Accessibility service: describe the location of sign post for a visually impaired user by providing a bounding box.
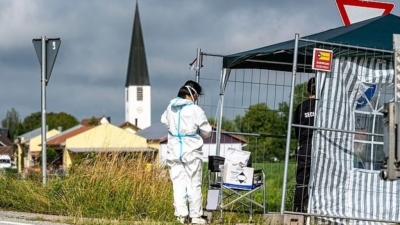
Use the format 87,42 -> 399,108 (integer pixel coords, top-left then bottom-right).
32,37 -> 61,185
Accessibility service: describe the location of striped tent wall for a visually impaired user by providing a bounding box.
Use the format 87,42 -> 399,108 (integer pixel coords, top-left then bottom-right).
309,57 -> 399,224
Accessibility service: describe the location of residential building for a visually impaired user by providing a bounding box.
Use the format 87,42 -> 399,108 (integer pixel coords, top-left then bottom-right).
137,123 -> 248,164
15,126 -> 60,173
64,123 -> 155,167
0,134 -> 14,158
119,121 -> 141,134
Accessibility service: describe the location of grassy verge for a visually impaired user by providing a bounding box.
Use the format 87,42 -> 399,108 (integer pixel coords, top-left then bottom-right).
0,153 -> 296,224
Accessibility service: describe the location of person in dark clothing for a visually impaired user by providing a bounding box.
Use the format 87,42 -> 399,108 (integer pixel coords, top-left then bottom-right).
292,77 -> 316,213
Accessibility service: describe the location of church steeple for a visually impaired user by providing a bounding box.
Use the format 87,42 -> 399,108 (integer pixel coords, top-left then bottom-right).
125,2 -> 150,87
125,2 -> 151,129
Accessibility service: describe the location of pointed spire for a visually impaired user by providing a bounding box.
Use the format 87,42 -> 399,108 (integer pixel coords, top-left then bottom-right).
125,1 -> 150,87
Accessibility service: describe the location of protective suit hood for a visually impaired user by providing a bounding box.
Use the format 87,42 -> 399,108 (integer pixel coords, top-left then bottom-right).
170,97 -> 195,107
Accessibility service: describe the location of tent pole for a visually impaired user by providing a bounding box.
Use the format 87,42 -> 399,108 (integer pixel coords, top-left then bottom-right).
280,33 -> 300,214
216,68 -> 230,156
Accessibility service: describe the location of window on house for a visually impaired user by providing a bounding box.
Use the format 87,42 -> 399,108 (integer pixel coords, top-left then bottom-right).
137,87 -> 143,101
126,89 -> 129,101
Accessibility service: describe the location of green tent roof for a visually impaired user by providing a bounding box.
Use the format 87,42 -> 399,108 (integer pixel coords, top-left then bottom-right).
223,14 -> 400,72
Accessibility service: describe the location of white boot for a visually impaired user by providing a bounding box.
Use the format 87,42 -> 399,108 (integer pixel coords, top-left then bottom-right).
176,216 -> 187,224
191,217 -> 207,224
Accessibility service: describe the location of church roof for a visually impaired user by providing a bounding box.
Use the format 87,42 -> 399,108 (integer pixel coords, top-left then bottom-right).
125,2 -> 150,87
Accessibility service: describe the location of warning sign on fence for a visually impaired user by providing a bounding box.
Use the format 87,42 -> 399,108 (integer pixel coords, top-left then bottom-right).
312,48 -> 333,72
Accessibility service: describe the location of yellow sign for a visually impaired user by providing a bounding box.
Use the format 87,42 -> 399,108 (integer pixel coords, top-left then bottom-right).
318,51 -> 331,61
312,48 -> 333,72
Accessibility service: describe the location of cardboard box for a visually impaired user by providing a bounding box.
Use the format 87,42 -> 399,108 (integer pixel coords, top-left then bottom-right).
222,164 -> 254,190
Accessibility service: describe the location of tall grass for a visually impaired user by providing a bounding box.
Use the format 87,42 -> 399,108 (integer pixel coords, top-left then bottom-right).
0,154 -> 296,224
0,152 -> 173,223
257,162 -> 296,211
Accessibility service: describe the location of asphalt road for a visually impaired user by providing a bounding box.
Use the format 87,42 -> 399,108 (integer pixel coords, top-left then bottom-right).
0,211 -> 145,225
0,211 -> 70,225
0,211 -> 178,224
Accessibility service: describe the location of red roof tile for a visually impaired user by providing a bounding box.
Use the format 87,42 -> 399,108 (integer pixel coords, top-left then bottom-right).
46,126 -> 95,146
0,135 -> 13,146
0,146 -> 13,156
118,121 -> 141,131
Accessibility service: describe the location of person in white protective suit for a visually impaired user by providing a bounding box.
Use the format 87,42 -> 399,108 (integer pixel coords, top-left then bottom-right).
161,80 -> 212,225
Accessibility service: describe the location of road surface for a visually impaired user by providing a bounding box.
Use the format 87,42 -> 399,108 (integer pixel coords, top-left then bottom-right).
0,211 -> 70,225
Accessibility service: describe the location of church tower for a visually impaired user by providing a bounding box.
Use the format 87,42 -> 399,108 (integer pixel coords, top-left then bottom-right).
125,2 -> 151,129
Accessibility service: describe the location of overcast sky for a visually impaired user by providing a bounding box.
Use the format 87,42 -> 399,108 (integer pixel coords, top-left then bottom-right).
0,0 -> 399,127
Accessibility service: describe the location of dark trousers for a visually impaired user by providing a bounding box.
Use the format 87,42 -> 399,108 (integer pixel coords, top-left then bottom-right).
293,143 -> 312,212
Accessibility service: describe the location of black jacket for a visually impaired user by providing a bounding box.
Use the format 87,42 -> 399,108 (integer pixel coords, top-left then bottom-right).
293,98 -> 316,146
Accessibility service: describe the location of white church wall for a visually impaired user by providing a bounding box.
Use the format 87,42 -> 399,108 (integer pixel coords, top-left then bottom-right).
125,86 -> 151,129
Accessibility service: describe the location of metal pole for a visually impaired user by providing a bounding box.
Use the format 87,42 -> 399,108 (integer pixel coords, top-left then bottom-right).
280,33 -> 300,214
216,69 -> 225,156
41,36 -> 47,185
195,48 -> 201,84
216,68 -> 230,156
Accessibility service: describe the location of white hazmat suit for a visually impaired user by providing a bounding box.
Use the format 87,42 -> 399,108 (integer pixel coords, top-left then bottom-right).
161,97 -> 212,219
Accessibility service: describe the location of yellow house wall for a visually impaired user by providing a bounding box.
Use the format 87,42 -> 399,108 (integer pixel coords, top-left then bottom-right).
147,142 -> 159,150
66,123 -> 148,149
123,127 -> 137,134
63,148 -> 74,167
16,144 -> 23,173
63,124 -> 149,167
29,129 -> 61,153
27,129 -> 60,168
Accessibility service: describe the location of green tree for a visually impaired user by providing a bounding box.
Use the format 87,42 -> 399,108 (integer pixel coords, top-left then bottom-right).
46,112 -> 80,130
277,101 -> 298,159
22,112 -> 41,132
37,148 -> 58,167
1,107 -> 22,139
279,80 -> 314,158
22,111 -> 79,132
234,103 -> 285,162
233,77 -> 310,163
87,116 -> 99,125
293,80 -> 310,108
208,116 -> 239,132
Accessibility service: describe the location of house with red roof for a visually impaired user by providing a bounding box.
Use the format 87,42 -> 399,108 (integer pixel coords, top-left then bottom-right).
137,123 -> 248,163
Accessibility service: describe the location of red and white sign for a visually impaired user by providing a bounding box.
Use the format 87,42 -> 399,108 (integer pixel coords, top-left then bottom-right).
336,0 -> 395,26
312,48 -> 333,72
